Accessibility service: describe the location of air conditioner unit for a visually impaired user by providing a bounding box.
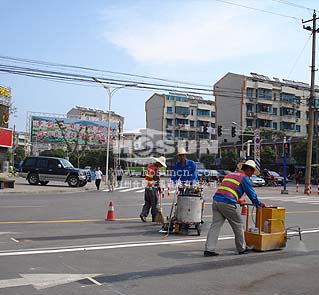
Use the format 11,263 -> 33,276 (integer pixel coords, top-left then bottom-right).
295,118 -> 299,122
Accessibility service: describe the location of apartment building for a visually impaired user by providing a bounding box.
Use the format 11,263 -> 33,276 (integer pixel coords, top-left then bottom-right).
67,106 -> 124,129
214,72 -> 318,144
145,93 -> 217,155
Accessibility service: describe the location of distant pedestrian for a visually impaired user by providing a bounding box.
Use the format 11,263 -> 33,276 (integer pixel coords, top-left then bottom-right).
94,167 -> 104,190
108,167 -> 115,192
116,167 -> 123,187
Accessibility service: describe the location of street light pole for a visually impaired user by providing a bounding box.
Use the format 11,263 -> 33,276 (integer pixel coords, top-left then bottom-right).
232,122 -> 244,159
92,77 -> 137,184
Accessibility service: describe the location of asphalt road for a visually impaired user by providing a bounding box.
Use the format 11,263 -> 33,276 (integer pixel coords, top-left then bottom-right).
0,180 -> 319,295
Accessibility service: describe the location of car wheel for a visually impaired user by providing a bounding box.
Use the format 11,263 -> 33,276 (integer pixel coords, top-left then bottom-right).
27,173 -> 39,185
40,181 -> 49,186
68,175 -> 79,187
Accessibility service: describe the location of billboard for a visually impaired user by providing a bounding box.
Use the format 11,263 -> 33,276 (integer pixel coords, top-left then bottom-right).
0,127 -> 13,148
31,116 -> 118,145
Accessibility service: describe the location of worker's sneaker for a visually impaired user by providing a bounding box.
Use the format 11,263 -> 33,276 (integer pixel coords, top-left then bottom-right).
238,247 -> 252,255
139,214 -> 147,223
204,250 -> 219,257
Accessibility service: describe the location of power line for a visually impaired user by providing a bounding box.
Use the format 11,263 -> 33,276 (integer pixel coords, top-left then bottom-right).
0,64 -> 213,96
287,34 -> 312,78
0,55 -> 212,88
271,0 -> 315,12
214,0 -> 301,20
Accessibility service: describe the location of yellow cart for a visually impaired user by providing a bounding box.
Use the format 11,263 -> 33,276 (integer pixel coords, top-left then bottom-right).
244,206 -> 287,251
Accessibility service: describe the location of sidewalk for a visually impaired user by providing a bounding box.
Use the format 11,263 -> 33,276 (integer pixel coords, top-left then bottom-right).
0,173 -> 101,194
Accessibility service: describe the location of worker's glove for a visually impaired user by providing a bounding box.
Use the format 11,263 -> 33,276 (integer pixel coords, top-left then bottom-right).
261,202 -> 267,208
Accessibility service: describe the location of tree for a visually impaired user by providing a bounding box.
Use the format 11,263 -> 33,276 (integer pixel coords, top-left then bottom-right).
200,154 -> 216,169
292,140 -> 307,165
40,148 -> 66,158
260,146 -> 276,165
221,150 -> 238,170
55,120 -> 90,168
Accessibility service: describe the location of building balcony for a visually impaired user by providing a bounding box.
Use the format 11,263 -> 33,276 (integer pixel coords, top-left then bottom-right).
246,111 -> 256,118
281,115 -> 299,123
256,112 -> 273,120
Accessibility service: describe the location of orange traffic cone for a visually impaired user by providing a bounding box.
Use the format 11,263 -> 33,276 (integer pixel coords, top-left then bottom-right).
106,200 -> 115,221
241,200 -> 247,216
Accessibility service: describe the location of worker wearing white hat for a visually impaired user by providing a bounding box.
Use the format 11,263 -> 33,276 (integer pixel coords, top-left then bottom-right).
204,160 -> 266,257
171,147 -> 198,185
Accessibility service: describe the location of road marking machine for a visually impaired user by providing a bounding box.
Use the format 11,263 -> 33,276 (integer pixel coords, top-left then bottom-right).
244,205 -> 288,251
160,186 -> 205,236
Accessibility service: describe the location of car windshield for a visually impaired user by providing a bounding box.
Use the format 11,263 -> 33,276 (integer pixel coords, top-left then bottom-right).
60,159 -> 74,168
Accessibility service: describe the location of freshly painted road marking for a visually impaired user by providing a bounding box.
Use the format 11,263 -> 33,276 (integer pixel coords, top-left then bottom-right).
120,187 -> 142,192
86,276 -> 102,286
0,273 -> 101,290
0,229 -> 317,257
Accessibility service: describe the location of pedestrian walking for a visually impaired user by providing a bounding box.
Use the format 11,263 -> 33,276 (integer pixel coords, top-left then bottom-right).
116,167 -> 123,187
108,167 -> 115,192
94,167 -> 104,190
204,160 -> 266,257
140,156 -> 167,222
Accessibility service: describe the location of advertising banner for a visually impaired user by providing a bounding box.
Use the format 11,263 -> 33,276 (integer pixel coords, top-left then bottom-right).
0,127 -> 13,147
31,116 -> 118,145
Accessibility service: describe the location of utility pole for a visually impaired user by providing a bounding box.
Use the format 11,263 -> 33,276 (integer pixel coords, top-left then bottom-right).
303,11 -> 319,193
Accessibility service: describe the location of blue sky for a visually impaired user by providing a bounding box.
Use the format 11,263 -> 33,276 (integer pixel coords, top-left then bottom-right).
1,0 -> 318,132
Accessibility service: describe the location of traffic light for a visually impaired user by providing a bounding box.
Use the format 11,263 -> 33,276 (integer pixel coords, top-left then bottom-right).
231,126 -> 236,137
217,125 -> 222,136
284,143 -> 290,156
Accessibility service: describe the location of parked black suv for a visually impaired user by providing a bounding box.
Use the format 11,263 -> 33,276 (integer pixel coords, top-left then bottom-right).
19,156 -> 90,187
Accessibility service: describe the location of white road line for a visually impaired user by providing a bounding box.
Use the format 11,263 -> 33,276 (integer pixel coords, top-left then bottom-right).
10,238 -> 19,243
120,187 -> 142,192
113,186 -> 129,191
135,189 -> 145,193
86,276 -> 102,286
0,229 -> 317,257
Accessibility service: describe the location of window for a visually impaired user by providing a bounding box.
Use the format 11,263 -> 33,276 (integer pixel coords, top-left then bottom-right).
296,125 -> 301,132
48,159 -> 60,169
273,122 -> 277,130
280,93 -> 295,103
246,104 -> 253,112
166,119 -> 173,126
273,108 -> 277,115
175,106 -> 189,116
37,158 -> 48,169
197,109 -> 210,116
190,109 -> 194,116
166,106 -> 172,114
257,88 -> 272,99
190,120 -> 195,127
211,111 -> 216,117
175,119 -> 189,125
246,88 -> 255,98
180,131 -> 189,138
246,119 -> 253,127
23,158 -> 37,167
